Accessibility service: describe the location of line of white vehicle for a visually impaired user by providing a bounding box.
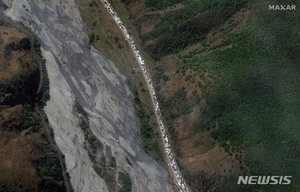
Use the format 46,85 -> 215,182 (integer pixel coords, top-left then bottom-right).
100,1 -> 190,191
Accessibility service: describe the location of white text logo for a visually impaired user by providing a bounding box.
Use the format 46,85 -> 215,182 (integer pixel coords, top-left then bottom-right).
269,5 -> 296,11
237,176 -> 292,185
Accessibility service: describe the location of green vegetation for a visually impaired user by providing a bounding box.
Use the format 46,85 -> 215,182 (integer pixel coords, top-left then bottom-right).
173,87 -> 193,115
75,100 -> 88,117
120,0 -> 300,191
4,42 -> 16,56
33,40 -> 50,107
23,106 -> 66,192
74,100 -> 129,191
18,37 -> 31,51
34,40 -> 42,56
37,58 -> 50,107
0,71 -> 40,106
141,0 -> 247,59
79,0 -> 300,190
157,85 -> 200,141
4,37 -> 31,56
0,23 -> 66,192
88,1 -> 99,7
42,180 -> 64,192
118,171 -> 132,192
125,156 -> 132,167
75,99 -> 103,155
18,57 -> 30,69
130,83 -> 164,162
0,185 -> 15,192
145,0 -> 184,10
21,103 -> 41,132
89,32 -> 95,43
177,0 -> 300,190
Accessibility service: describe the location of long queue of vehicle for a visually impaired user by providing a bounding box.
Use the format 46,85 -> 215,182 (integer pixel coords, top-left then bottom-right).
101,1 -> 190,191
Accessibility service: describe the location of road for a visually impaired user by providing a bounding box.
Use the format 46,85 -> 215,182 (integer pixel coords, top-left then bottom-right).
100,0 -> 191,191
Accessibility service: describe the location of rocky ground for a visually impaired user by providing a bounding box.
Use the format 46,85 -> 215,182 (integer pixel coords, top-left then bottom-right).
2,0 -> 172,191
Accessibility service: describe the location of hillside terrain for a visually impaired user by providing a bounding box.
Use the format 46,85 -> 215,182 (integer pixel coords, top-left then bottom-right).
2,0 -> 298,191
103,0 -> 300,191
0,17 -> 69,192
2,0 -> 174,191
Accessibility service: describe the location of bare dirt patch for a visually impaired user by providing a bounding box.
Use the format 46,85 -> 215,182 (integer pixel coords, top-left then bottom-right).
0,26 -> 36,84
158,3 -> 184,14
139,13 -> 161,35
0,129 -> 41,191
126,0 -> 150,19
182,144 -> 245,176
0,19 -> 67,192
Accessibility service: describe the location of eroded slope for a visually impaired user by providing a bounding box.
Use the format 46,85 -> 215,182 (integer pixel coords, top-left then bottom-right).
2,0 -> 172,191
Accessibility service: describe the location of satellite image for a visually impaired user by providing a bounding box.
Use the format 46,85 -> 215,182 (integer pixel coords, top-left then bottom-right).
0,0 -> 299,192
